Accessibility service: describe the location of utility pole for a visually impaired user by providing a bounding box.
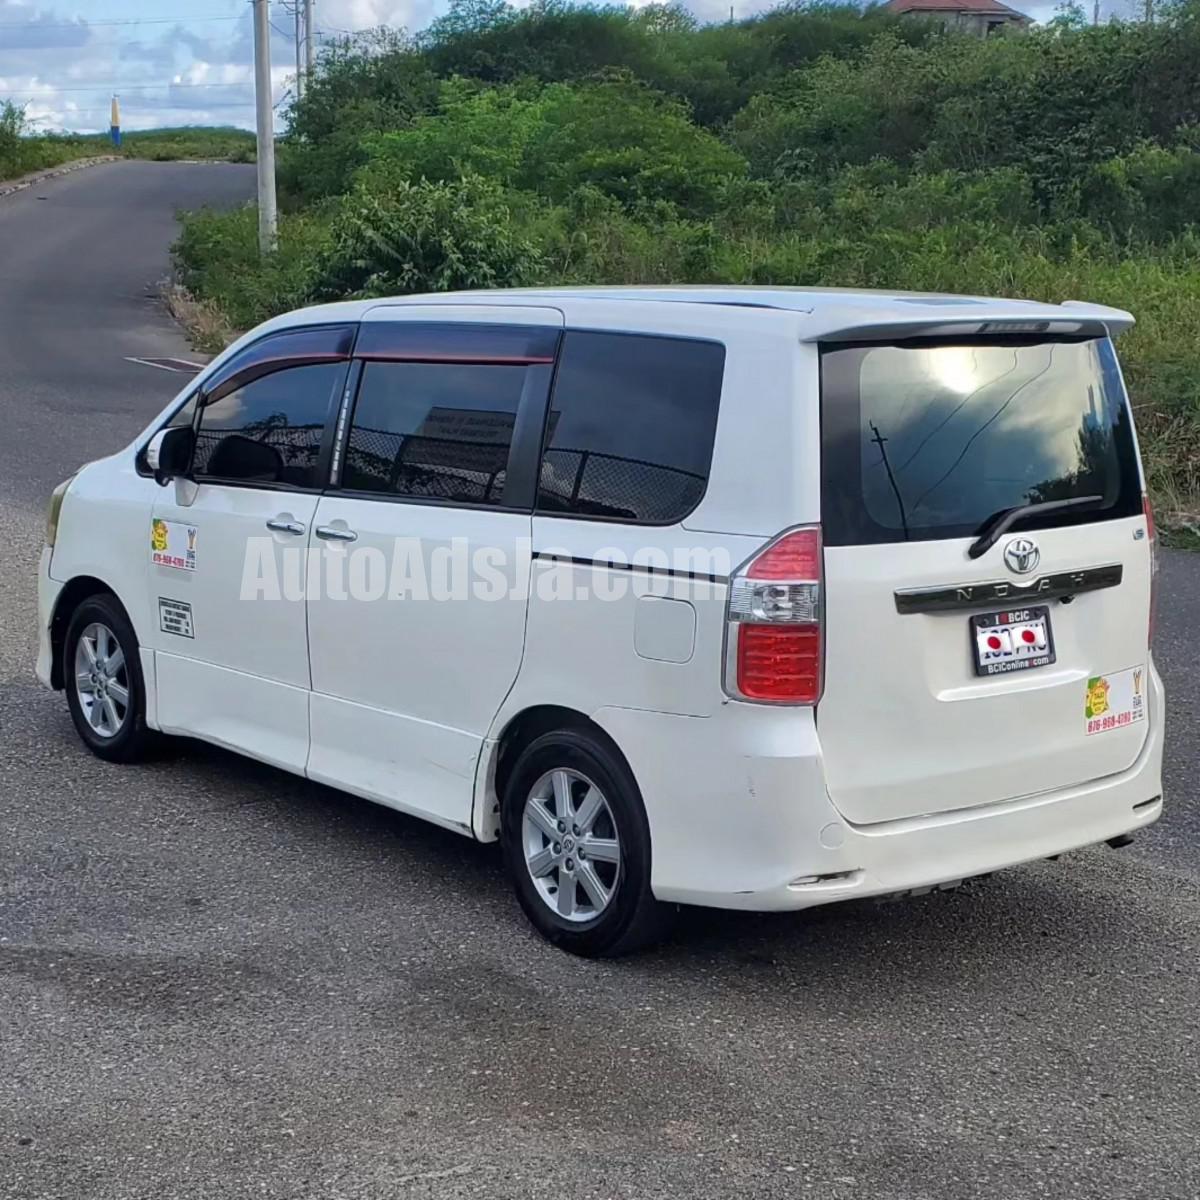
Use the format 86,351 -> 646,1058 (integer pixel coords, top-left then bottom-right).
293,2 -> 304,100
252,0 -> 278,254
304,0 -> 315,77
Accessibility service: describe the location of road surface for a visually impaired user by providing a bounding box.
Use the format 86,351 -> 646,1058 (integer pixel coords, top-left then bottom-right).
0,161 -> 1197,1200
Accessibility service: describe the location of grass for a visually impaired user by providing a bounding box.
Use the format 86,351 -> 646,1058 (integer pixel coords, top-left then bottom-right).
161,282 -> 239,356
119,128 -> 256,163
1161,525 -> 1200,551
0,134 -> 101,182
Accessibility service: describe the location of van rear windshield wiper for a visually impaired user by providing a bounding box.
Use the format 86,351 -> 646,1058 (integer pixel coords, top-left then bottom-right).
967,495 -> 1105,560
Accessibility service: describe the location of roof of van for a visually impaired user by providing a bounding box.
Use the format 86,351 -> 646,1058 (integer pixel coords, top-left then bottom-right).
266,286 -> 1135,341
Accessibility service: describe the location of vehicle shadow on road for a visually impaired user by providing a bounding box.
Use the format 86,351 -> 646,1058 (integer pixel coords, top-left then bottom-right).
156,731 -> 1178,1002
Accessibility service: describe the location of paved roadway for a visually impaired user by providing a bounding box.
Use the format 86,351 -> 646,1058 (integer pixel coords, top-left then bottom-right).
1,162 -> 1198,1200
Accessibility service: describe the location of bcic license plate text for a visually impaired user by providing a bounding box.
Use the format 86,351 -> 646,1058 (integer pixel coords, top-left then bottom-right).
971,605 -> 1055,676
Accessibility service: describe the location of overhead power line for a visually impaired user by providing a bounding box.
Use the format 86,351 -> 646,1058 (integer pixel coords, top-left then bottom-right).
0,14 -> 243,29
20,82 -> 256,94
38,102 -> 255,112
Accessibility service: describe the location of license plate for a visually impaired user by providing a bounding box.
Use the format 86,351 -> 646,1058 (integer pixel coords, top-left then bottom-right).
971,605 -> 1055,676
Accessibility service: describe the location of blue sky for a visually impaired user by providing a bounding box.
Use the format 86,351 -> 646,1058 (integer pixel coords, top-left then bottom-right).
0,0 -> 445,131
3,0 -> 1072,134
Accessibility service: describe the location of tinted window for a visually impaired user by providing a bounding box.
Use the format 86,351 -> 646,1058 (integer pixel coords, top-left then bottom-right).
193,362 -> 345,487
343,362 -> 529,504
537,331 -> 724,524
821,337 -> 1142,545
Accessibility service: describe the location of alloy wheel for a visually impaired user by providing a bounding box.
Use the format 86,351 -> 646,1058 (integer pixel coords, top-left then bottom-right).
74,622 -> 130,740
522,768 -> 622,923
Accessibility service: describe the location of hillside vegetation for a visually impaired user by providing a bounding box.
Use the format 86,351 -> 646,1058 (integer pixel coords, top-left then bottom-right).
172,1 -> 1200,521
0,105 -> 254,180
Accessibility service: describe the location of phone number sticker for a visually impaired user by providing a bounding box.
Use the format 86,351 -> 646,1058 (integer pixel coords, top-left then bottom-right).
1085,666 -> 1147,736
151,518 -> 197,571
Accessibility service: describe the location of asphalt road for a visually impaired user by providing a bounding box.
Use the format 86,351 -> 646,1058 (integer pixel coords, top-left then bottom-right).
1,162 -> 1198,1200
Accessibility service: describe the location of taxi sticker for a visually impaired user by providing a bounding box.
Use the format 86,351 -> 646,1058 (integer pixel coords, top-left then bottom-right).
151,518 -> 197,571
1085,666 -> 1146,736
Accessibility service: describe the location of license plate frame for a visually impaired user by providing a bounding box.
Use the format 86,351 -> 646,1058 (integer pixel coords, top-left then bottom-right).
970,604 -> 1056,677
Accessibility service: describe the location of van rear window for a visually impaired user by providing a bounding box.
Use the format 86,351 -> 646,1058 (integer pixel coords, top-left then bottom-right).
820,337 -> 1142,545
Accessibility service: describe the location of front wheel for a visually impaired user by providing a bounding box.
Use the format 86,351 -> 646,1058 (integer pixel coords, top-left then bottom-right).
64,594 -> 157,763
500,729 -> 672,957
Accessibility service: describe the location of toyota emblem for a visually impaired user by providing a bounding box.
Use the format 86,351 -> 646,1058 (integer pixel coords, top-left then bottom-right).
1003,536 -> 1041,575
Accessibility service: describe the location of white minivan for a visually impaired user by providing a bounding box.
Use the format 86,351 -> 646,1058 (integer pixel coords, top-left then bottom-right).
37,287 -> 1165,955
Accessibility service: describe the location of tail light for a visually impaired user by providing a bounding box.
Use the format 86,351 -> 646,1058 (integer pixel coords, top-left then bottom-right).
1144,493 -> 1158,645
725,526 -> 823,704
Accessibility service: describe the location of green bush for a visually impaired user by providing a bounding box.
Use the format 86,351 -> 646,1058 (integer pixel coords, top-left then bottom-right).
173,0 -> 1200,519
0,102 -> 96,180
362,75 -> 747,214
173,203 -> 334,331
311,173 -> 544,299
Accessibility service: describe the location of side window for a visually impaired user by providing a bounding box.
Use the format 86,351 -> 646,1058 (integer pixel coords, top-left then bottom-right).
342,361 -> 530,505
536,331 -> 725,524
193,362 -> 346,488
167,393 -> 199,429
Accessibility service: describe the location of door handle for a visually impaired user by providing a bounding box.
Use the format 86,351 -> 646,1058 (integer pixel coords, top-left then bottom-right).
266,518 -> 306,535
315,525 -> 358,542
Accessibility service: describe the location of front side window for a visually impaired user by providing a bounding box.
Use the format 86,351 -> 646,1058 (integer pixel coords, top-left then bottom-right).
536,331 -> 725,524
193,362 -> 347,487
820,336 -> 1142,545
342,361 -> 532,505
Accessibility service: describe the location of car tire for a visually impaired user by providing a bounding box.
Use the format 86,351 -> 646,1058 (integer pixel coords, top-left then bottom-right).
500,728 -> 673,957
64,594 -> 157,764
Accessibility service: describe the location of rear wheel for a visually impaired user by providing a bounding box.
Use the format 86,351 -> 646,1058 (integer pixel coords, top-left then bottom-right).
501,729 -> 672,957
64,595 -> 156,763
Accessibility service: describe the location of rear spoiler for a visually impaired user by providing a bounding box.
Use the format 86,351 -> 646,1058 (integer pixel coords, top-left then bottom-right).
805,302 -> 1135,344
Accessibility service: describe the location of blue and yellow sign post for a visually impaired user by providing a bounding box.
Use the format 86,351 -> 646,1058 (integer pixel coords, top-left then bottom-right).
110,95 -> 121,148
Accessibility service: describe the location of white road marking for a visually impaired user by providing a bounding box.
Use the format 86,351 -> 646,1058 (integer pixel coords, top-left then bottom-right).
124,356 -> 205,374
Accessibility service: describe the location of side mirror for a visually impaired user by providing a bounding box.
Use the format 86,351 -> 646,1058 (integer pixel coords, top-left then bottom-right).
146,426 -> 195,487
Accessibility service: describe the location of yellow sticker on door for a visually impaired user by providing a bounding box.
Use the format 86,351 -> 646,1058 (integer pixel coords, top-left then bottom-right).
1085,666 -> 1146,735
150,519 -> 197,571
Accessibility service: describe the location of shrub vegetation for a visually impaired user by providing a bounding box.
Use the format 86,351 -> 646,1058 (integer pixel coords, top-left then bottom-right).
172,0 -> 1200,520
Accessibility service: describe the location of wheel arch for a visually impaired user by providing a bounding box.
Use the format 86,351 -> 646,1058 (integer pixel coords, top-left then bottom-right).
48,576 -> 129,690
473,704 -> 640,842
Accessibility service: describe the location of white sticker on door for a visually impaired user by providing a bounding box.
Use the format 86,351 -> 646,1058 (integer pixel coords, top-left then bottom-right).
1085,666 -> 1146,735
151,519 -> 197,570
158,597 -> 195,639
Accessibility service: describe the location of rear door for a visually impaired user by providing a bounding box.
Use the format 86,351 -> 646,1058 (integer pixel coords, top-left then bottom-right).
817,335 -> 1153,824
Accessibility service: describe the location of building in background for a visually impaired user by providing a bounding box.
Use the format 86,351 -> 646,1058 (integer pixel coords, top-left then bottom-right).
885,0 -> 1032,34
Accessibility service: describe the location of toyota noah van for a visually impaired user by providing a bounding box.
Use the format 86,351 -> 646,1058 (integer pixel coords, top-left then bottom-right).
36,288 -> 1165,955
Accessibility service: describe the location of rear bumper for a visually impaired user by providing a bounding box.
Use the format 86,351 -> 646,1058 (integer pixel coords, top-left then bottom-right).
595,660 -> 1165,912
